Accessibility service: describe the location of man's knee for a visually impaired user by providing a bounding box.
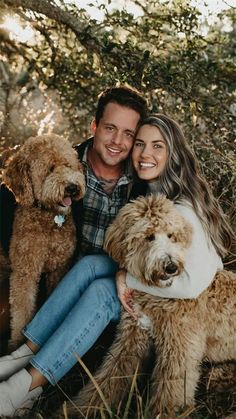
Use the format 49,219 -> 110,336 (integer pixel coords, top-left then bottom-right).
88,278 -> 120,320
89,277 -> 116,296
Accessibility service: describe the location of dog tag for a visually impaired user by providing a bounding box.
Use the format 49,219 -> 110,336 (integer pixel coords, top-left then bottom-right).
54,214 -> 65,227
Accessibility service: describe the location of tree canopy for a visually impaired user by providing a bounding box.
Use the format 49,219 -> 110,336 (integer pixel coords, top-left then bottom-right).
0,0 -> 235,263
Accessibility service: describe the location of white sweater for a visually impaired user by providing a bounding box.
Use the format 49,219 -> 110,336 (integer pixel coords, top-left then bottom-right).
126,202 -> 223,299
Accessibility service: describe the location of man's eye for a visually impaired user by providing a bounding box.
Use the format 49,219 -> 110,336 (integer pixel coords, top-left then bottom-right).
146,233 -> 155,241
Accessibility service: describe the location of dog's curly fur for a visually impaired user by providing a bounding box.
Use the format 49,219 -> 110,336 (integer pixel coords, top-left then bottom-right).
0,134 -> 85,347
71,195 -> 236,418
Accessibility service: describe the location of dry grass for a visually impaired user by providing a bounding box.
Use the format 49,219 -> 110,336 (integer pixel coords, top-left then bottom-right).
2,312 -> 236,419
1,309 -> 236,419
21,355 -> 236,419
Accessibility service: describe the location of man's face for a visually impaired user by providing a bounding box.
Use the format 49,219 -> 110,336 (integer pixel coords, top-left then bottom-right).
92,102 -> 141,168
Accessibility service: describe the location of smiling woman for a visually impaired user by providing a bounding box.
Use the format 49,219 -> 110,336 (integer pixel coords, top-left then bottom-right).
132,124 -> 168,181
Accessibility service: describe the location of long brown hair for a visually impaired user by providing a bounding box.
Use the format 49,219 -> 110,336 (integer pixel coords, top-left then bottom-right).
136,114 -> 232,257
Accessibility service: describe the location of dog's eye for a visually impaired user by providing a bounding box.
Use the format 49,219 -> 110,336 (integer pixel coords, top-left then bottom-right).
167,233 -> 173,239
146,233 -> 155,242
49,165 -> 55,173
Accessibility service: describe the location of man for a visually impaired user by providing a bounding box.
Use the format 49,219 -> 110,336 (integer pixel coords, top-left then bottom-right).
0,85 -> 148,417
73,85 -> 147,257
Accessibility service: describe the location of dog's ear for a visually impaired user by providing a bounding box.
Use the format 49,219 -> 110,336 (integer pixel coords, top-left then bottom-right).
104,202 -> 136,266
178,218 -> 193,249
2,149 -> 34,206
104,219 -> 126,265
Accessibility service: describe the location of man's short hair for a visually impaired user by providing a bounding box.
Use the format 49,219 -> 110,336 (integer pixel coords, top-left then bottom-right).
95,84 -> 148,125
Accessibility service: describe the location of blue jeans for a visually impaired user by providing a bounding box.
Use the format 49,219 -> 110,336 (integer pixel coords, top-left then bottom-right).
22,255 -> 120,385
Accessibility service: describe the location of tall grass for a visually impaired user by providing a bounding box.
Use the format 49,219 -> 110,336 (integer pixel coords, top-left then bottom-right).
27,360 -> 236,419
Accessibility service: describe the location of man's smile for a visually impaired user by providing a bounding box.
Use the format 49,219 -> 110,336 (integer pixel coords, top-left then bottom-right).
106,146 -> 123,154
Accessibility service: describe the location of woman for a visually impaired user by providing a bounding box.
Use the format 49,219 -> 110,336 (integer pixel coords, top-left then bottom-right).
116,114 -> 232,312
0,114 -> 232,417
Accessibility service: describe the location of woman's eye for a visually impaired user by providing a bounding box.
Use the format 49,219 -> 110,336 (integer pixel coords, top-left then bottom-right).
146,233 -> 155,242
135,141 -> 144,147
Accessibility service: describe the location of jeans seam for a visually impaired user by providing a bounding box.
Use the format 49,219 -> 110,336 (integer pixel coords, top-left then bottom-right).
37,295 -> 119,383
22,327 -> 43,347
30,359 -> 57,385
51,310 -> 105,374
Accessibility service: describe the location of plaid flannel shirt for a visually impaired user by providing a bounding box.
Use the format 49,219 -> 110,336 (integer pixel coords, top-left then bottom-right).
80,144 -> 133,255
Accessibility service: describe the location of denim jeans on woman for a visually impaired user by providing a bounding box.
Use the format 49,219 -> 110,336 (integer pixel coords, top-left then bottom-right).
22,255 -> 120,385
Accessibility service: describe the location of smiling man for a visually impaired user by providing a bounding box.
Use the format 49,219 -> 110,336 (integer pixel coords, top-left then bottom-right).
90,102 -> 140,173
72,85 -> 148,256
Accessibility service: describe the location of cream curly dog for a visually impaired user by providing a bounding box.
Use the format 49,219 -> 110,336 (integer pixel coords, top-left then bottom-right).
72,195 -> 236,418
0,134 -> 85,347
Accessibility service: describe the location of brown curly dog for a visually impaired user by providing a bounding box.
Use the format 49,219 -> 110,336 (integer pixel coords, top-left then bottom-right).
71,195 -> 236,418
0,134 -> 85,347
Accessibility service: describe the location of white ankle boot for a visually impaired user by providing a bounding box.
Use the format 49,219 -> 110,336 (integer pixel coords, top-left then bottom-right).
0,368 -> 43,417
0,343 -> 34,381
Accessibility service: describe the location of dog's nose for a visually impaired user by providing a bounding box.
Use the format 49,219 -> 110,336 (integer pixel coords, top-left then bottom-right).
165,262 -> 178,275
65,183 -> 78,197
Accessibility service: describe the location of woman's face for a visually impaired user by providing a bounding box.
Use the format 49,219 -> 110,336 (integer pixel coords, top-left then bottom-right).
132,124 -> 168,181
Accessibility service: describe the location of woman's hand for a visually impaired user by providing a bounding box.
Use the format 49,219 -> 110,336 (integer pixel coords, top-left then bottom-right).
116,269 -> 137,319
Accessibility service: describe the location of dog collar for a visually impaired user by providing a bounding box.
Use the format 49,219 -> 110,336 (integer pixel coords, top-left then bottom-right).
54,214 -> 65,227
33,201 -> 66,227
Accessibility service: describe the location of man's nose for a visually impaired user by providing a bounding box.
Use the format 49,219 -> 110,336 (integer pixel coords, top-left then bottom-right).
112,131 -> 123,144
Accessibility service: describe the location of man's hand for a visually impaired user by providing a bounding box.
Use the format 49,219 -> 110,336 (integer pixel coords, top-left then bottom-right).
116,269 -> 138,319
